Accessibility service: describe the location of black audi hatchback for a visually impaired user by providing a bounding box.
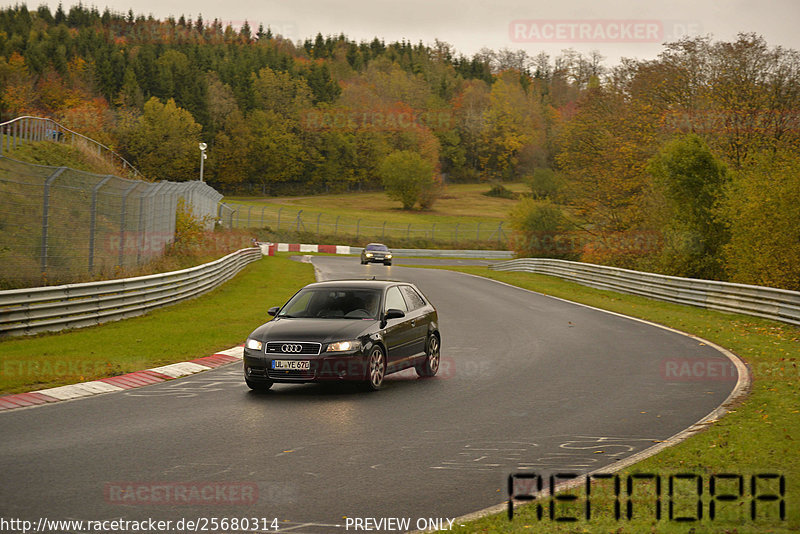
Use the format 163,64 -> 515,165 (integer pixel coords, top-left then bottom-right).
243,280 -> 440,391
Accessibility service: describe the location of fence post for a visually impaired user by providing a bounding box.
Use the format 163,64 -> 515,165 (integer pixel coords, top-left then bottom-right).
277,207 -> 283,230
40,167 -> 67,282
136,188 -> 146,266
119,182 -> 140,268
431,223 -> 436,240
88,175 -> 114,273
334,215 -> 340,235
137,183 -> 165,266
260,206 -> 266,227
247,205 -> 253,228
407,223 -> 411,239
295,210 -> 303,232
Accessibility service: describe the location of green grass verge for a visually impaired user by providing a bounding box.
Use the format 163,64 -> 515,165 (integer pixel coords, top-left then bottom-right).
0,254 -> 315,394
424,266 -> 799,533
225,183 -> 528,223
224,183 -> 523,248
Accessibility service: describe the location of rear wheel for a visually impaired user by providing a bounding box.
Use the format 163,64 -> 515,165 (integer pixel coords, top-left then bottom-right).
363,346 -> 386,391
415,334 -> 440,377
245,378 -> 273,392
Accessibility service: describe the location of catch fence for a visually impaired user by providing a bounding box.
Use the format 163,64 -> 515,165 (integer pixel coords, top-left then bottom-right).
0,156 -> 222,287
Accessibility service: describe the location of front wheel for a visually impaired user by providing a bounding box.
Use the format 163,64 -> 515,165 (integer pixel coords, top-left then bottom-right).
363,346 -> 386,391
415,334 -> 440,377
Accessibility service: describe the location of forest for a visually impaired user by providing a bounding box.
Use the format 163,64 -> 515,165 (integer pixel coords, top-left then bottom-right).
1,4 -> 799,289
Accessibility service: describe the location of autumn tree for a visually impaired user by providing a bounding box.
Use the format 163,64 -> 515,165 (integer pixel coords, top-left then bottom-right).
720,149 -> 800,290
118,97 -> 202,181
251,66 -> 313,119
478,74 -> 539,181
248,109 -> 307,193
647,134 -> 729,279
211,110 -> 253,186
378,150 -> 437,209
509,198 -> 575,259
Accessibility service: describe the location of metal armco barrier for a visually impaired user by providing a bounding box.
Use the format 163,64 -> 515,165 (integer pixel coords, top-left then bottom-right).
0,248 -> 262,337
490,258 -> 800,326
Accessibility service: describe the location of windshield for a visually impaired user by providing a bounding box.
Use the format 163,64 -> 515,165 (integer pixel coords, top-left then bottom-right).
278,288 -> 381,319
365,244 -> 389,251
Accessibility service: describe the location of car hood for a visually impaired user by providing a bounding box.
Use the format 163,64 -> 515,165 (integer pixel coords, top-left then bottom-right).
250,318 -> 375,343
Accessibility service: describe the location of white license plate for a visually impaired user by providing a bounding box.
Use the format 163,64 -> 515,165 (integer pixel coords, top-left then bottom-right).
272,360 -> 310,371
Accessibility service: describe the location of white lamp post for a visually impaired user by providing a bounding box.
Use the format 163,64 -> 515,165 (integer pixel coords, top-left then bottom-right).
199,142 -> 207,182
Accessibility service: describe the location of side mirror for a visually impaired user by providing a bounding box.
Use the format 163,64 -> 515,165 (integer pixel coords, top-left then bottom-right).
268,306 -> 280,317
384,308 -> 405,320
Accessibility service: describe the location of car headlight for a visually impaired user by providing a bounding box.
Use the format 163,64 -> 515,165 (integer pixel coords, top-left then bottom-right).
246,338 -> 263,351
365,253 -> 373,257
385,254 -> 392,258
326,340 -> 361,352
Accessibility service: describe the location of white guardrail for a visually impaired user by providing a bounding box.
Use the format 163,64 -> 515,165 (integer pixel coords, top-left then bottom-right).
490,258 -> 800,326
0,248 -> 262,337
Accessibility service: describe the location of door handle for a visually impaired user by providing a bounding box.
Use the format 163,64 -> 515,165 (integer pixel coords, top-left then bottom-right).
411,320 -> 416,327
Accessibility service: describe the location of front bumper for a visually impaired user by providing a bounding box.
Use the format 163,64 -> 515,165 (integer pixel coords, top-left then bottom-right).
363,253 -> 391,263
243,348 -> 370,383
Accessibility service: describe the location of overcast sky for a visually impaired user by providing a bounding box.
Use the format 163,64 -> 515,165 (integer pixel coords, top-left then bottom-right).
37,0 -> 800,64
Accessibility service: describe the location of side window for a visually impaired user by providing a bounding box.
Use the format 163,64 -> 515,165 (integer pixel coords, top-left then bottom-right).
400,286 -> 425,311
384,286 -> 408,312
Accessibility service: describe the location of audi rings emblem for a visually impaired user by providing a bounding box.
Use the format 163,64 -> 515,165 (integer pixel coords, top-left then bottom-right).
281,344 -> 303,353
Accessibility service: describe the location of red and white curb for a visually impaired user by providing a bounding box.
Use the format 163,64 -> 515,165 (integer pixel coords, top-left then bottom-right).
0,346 -> 244,412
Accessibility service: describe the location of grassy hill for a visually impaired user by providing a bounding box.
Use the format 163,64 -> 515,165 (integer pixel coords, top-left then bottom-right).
1,138 -> 127,176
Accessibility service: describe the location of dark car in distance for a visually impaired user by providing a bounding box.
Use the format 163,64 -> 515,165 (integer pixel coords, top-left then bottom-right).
243,280 -> 440,391
360,243 -> 392,265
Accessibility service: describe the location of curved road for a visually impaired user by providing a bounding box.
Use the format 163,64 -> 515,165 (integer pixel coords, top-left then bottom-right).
0,257 -> 738,531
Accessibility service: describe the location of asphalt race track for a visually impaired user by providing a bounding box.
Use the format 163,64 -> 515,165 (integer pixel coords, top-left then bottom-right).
0,257 -> 739,532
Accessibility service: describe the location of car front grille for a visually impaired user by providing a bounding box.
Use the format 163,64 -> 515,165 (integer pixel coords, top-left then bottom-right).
266,342 -> 322,356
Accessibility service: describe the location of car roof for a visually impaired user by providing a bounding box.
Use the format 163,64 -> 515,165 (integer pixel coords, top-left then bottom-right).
302,279 -> 407,290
